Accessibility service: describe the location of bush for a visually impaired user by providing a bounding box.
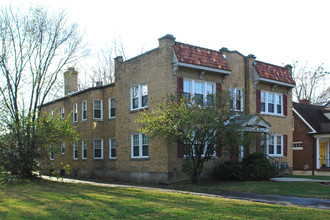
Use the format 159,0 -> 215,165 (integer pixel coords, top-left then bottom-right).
213,152 -> 276,181
242,152 -> 276,180
213,161 -> 246,181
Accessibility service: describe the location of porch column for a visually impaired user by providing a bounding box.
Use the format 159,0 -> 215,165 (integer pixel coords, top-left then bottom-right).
316,138 -> 320,169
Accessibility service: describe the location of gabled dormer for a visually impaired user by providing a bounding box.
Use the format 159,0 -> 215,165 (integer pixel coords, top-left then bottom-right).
173,42 -> 231,79
253,61 -> 295,89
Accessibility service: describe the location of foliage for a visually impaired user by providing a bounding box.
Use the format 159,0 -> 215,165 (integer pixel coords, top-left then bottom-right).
242,152 -> 276,180
0,113 -> 78,178
292,61 -> 329,103
213,152 -> 276,181
0,5 -> 85,178
212,161 -> 247,181
136,93 -> 255,183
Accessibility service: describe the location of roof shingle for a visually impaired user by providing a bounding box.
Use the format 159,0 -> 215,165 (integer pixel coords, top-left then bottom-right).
293,102 -> 330,134
173,42 -> 231,72
255,61 -> 295,85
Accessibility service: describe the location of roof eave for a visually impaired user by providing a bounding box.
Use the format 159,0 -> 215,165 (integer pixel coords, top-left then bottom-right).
178,62 -> 231,75
259,77 -> 295,88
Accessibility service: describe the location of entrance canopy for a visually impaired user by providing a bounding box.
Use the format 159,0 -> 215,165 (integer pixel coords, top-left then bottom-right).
226,114 -> 271,133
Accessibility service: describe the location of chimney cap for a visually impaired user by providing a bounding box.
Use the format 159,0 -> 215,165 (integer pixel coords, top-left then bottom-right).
299,99 -> 310,105
158,34 -> 175,41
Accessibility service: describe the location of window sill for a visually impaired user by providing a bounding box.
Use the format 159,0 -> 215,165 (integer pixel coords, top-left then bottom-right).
268,155 -> 284,157
108,117 -> 115,120
131,157 -> 149,161
109,158 -> 116,160
93,158 -> 104,160
81,119 -> 87,122
293,147 -> 303,150
73,159 -> 78,161
131,107 -> 148,113
82,158 -> 87,160
93,118 -> 103,121
260,113 -> 285,117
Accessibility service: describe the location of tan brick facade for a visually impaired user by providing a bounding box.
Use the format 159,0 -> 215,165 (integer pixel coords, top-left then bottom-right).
40,35 -> 294,183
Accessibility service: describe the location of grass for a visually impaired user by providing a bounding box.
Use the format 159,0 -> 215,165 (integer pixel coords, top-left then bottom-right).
154,179 -> 330,199
282,174 -> 330,180
0,180 -> 329,219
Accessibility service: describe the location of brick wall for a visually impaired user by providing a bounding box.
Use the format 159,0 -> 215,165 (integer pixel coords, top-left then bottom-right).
292,111 -> 315,170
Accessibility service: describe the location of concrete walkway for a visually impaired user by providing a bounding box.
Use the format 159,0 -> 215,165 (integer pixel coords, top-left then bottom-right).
42,176 -> 330,210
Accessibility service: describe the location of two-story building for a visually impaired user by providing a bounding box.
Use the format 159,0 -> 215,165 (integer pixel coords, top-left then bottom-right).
40,35 -> 295,183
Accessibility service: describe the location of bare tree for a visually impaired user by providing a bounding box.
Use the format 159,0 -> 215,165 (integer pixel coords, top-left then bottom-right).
0,6 -> 87,177
292,61 -> 329,103
88,38 -> 128,86
315,86 -> 330,103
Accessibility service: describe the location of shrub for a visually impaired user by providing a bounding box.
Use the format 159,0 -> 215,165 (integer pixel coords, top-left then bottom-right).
213,161 -> 247,181
213,152 -> 276,181
242,152 -> 276,180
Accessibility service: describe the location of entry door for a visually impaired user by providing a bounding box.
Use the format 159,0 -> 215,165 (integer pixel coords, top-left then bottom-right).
320,142 -> 325,167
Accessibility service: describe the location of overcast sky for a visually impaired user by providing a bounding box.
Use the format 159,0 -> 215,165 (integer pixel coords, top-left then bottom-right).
3,0 -> 330,83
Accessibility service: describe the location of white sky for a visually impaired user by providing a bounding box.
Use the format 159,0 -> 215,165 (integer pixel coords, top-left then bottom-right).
2,0 -> 330,83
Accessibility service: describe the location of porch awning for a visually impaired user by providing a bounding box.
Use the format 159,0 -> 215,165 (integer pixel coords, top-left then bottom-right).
226,114 -> 271,133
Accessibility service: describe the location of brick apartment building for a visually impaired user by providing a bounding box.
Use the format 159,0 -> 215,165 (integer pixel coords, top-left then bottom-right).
40,35 -> 295,183
292,101 -> 330,176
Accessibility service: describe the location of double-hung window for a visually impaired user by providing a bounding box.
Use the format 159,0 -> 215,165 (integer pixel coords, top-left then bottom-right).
60,142 -> 65,155
267,135 -> 283,156
82,101 -> 87,120
50,144 -> 54,160
94,139 -> 103,159
109,138 -> 116,159
73,141 -> 78,160
73,103 -> 78,122
109,98 -> 115,118
60,107 -> 65,119
82,140 -> 87,159
229,87 -> 243,111
131,133 -> 148,158
260,91 -> 283,115
93,100 -> 103,120
131,83 -> 148,110
183,79 -> 215,105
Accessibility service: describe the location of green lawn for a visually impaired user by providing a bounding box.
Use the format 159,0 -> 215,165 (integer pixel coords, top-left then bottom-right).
0,180 -> 329,219
157,179 -> 330,199
282,175 -> 330,180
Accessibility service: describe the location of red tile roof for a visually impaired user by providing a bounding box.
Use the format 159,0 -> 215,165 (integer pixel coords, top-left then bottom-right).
173,42 -> 231,72
255,61 -> 295,85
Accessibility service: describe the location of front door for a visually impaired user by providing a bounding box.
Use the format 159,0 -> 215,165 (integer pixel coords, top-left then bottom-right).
320,142 -> 325,167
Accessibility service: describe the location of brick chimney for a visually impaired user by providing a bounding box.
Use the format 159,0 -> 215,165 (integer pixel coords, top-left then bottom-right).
64,67 -> 78,95
158,34 -> 176,49
299,99 -> 310,104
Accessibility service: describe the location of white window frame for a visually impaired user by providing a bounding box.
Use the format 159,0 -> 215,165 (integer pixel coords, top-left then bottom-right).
293,141 -> 303,150
93,100 -> 103,120
73,141 -> 78,160
131,133 -> 149,158
94,139 -> 104,159
260,91 -> 283,115
50,144 -> 54,160
60,107 -> 65,119
109,138 -> 116,159
73,103 -> 78,122
131,83 -> 148,111
109,98 -> 115,118
266,135 -> 283,156
60,142 -> 65,155
229,87 -> 243,111
82,140 -> 87,159
82,100 -> 87,121
183,79 -> 216,105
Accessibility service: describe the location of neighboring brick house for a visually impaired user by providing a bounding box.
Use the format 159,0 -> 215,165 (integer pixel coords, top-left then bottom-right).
292,101 -> 330,176
40,34 -> 295,183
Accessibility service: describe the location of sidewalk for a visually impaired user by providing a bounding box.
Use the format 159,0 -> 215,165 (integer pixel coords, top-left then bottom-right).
42,176 -> 330,210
